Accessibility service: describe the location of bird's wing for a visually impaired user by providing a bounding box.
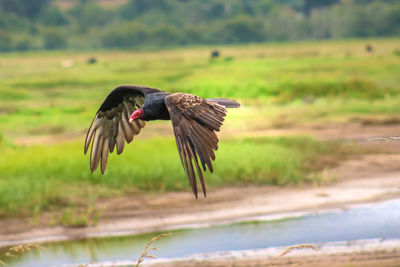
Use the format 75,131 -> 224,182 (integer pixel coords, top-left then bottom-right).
164,93 -> 227,197
84,85 -> 161,174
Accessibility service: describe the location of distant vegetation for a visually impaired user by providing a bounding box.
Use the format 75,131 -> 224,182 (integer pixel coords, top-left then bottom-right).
0,0 -> 399,51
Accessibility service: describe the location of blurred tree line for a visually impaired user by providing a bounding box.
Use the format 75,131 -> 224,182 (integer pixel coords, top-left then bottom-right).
0,0 -> 399,51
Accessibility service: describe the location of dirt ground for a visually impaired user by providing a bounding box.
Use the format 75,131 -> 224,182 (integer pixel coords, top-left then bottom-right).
152,249 -> 400,267
13,120 -> 400,145
3,122 -> 400,266
144,238 -> 400,267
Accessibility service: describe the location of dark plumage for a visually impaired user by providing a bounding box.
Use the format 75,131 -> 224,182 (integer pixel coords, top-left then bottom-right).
85,85 -> 240,197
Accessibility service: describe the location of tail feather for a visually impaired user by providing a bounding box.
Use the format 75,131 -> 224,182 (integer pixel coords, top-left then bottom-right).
207,98 -> 240,108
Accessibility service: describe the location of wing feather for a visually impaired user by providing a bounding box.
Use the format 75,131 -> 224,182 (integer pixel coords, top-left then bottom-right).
187,135 -> 207,195
121,112 -> 134,143
90,129 -> 103,172
183,141 -> 198,197
165,93 -> 228,197
190,128 -> 214,171
101,138 -> 109,174
85,115 -> 102,153
116,122 -> 125,155
85,85 -> 153,173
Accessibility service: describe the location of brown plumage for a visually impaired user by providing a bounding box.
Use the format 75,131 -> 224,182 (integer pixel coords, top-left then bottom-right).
85,85 -> 240,197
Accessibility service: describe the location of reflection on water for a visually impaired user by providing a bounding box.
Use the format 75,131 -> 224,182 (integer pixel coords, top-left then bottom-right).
5,199 -> 400,267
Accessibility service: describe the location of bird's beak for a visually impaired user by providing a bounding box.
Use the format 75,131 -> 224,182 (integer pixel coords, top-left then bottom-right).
129,108 -> 144,122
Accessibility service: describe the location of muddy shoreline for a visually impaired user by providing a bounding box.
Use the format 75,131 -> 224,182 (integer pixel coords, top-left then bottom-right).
145,238 -> 400,267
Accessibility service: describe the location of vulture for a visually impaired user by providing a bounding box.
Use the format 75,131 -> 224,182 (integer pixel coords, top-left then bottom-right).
84,85 -> 240,197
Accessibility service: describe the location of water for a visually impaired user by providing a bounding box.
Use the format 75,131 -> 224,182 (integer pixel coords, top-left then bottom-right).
4,199 -> 400,267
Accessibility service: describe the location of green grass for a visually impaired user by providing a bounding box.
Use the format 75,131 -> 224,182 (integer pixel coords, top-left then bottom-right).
0,136 -> 345,217
1,38 -> 400,136
0,38 -> 399,220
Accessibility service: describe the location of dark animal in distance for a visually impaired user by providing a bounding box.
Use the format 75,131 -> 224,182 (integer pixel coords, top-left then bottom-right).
87,57 -> 97,64
365,44 -> 373,53
84,85 -> 240,197
211,50 -> 220,58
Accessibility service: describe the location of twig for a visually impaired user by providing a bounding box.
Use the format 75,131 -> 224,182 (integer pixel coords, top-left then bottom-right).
279,244 -> 318,257
367,136 -> 400,142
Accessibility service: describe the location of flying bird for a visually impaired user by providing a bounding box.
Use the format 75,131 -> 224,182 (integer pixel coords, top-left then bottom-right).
84,85 -> 240,197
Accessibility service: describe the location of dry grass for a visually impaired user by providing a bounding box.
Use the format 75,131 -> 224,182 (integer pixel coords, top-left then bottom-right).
136,233 -> 172,267
0,236 -> 319,266
279,244 -> 318,257
0,244 -> 44,266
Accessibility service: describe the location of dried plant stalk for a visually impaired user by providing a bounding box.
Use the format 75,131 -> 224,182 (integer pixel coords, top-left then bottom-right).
279,244 -> 318,257
136,233 -> 172,267
0,243 -> 44,266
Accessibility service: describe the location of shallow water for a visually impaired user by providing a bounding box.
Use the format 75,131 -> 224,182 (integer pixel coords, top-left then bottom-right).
5,199 -> 400,267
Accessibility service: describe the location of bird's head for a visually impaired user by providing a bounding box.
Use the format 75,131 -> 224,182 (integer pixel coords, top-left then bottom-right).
129,108 -> 144,122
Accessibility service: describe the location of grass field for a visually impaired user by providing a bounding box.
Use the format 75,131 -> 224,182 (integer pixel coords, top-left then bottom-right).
0,38 -> 399,220
0,136 -> 347,217
1,38 -> 399,137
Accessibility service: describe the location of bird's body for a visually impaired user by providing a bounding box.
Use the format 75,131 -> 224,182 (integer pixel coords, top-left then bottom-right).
142,91 -> 170,121
85,85 -> 240,197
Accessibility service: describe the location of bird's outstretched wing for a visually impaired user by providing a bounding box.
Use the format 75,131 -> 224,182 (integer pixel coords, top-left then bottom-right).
84,85 -> 160,174
164,93 -> 228,197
